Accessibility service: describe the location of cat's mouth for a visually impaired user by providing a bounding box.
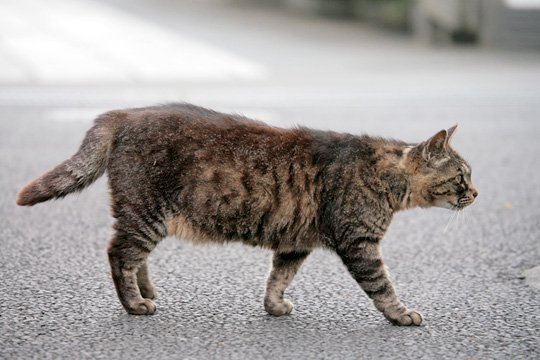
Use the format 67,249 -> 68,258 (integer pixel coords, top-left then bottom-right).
449,196 -> 475,210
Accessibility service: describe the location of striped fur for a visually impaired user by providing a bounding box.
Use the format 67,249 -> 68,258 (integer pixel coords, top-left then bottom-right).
17,103 -> 477,325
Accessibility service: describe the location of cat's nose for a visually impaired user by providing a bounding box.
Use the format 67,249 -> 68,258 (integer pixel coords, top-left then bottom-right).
472,190 -> 478,198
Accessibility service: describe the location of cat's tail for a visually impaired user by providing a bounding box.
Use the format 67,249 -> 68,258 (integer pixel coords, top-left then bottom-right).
16,116 -> 119,206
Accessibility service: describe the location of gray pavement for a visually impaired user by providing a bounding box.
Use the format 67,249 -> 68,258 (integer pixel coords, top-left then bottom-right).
1,0 -> 539,359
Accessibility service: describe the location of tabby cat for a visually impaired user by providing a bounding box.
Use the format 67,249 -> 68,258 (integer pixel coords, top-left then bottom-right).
17,103 -> 477,326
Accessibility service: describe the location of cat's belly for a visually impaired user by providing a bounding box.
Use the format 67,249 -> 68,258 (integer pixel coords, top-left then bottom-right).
166,213 -> 321,252
166,214 -> 223,245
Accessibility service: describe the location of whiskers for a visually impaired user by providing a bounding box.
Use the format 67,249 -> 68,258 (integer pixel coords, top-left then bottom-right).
443,205 -> 467,234
461,207 -> 470,226
443,208 -> 458,233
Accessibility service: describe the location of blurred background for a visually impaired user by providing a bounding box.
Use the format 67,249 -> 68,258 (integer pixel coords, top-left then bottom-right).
1,1 -> 539,359
2,0 -> 540,117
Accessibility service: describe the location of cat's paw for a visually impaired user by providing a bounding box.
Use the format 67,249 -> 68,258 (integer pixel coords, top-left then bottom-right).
264,298 -> 294,316
125,299 -> 156,315
386,309 -> 423,326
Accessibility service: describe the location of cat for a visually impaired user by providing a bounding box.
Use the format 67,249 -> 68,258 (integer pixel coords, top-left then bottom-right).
16,103 -> 477,326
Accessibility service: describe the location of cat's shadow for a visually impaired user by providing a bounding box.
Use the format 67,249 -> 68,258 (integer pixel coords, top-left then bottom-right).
106,304 -> 425,341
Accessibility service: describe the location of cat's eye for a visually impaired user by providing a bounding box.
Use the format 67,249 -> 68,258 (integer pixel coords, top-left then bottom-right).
455,175 -> 462,183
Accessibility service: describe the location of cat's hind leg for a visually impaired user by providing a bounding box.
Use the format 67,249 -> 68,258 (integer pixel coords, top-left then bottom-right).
264,250 -> 310,316
108,226 -> 164,315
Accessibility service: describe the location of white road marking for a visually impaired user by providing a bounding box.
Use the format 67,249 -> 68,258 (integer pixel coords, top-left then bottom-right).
44,107 -> 279,125
523,266 -> 540,289
0,0 -> 266,83
44,108 -> 107,122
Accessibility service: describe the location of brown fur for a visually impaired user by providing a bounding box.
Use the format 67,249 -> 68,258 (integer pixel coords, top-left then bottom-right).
16,103 -> 477,325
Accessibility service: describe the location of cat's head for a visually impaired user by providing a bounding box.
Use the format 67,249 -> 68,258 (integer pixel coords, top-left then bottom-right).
407,125 -> 477,210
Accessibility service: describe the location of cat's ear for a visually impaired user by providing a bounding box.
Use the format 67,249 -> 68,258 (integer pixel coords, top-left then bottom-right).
422,129 -> 448,160
446,124 -> 458,145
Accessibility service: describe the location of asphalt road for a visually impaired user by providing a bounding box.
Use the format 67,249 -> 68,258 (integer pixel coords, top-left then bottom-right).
1,1 -> 539,359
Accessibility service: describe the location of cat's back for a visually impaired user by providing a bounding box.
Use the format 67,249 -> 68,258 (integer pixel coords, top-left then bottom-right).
114,102 -> 267,130
105,103 -> 320,168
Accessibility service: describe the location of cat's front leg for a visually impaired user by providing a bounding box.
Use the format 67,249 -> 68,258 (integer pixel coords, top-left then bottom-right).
137,261 -> 156,300
264,250 -> 310,316
338,238 -> 423,326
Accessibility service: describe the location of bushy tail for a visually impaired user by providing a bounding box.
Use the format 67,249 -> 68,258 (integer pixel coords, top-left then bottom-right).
16,117 -> 117,206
